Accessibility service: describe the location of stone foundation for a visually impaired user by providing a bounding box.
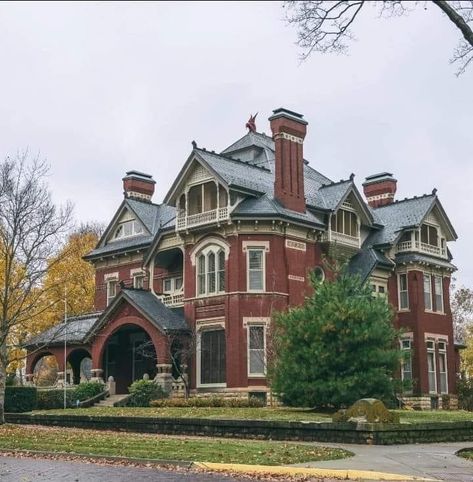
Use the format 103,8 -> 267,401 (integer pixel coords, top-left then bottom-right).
400,395 -> 459,410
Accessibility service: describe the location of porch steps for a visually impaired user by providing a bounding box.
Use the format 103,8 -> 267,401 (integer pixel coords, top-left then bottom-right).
93,394 -> 129,408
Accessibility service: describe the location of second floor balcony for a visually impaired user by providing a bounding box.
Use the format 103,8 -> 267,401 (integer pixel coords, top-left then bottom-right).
177,206 -> 229,230
158,290 -> 184,308
321,230 -> 361,248
396,225 -> 447,258
396,240 -> 447,258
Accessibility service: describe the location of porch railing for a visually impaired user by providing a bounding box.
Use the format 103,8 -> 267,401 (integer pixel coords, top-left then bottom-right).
321,230 -> 361,248
158,291 -> 184,307
176,206 -> 229,231
396,240 -> 447,258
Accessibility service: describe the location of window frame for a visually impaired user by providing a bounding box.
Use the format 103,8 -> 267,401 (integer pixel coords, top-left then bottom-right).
112,219 -> 143,241
424,273 -> 433,311
400,339 -> 413,391
434,275 -> 444,313
247,324 -> 267,378
247,248 -> 266,292
133,273 -> 144,290
426,340 -> 437,394
398,273 -> 409,311
438,343 -> 448,394
330,208 -> 359,237
106,278 -> 118,306
196,325 -> 226,388
195,246 -> 226,297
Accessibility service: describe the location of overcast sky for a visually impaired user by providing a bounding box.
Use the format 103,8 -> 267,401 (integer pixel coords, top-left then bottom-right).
0,1 -> 471,286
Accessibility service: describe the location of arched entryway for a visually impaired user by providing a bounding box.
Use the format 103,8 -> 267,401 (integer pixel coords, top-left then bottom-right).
67,349 -> 92,385
32,353 -> 58,387
102,324 -> 158,394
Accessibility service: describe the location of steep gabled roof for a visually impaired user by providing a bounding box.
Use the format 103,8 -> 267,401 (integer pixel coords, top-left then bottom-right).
348,247 -> 395,282
85,289 -> 188,342
85,200 -> 176,261
24,312 -> 102,348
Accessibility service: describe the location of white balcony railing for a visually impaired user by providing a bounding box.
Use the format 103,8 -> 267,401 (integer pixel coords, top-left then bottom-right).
176,206 -> 229,231
396,240 -> 447,258
321,230 -> 361,248
158,291 -> 184,308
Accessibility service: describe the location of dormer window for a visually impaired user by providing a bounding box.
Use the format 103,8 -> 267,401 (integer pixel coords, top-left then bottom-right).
113,220 -> 143,240
421,224 -> 438,247
330,209 -> 358,237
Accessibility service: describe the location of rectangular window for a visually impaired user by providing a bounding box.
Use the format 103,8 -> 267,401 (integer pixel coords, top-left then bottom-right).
438,349 -> 448,394
200,329 -> 226,385
398,274 -> 409,310
248,249 -> 264,291
248,325 -> 266,376
434,276 -> 444,313
331,209 -> 358,237
424,273 -> 432,311
175,277 -> 183,291
133,273 -> 144,289
427,342 -> 437,393
197,255 -> 206,296
400,339 -> 413,388
106,279 -> 117,306
163,278 -> 173,293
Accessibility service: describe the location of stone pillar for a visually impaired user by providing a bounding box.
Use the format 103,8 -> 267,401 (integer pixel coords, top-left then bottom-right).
107,376 -> 116,396
56,371 -> 66,388
90,368 -> 104,383
154,364 -> 173,393
25,374 -> 34,386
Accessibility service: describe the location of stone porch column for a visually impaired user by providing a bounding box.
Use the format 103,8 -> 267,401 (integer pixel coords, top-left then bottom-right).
90,368 -> 104,383
154,364 -> 173,393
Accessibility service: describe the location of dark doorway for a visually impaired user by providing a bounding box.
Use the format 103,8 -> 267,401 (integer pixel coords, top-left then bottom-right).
103,325 -> 158,394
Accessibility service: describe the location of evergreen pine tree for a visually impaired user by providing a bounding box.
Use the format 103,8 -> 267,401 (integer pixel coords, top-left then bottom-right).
270,270 -> 402,408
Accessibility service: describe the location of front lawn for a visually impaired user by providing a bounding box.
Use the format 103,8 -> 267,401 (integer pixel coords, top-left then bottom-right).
0,425 -> 351,465
30,406 -> 473,424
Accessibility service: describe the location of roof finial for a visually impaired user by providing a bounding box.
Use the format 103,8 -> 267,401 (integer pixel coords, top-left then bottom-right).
245,113 -> 258,132
432,188 -> 438,195
350,173 -> 355,181
191,140 -> 197,148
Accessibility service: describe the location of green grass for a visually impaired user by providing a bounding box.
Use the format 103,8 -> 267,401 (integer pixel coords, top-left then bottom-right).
458,449 -> 473,461
31,406 -> 473,424
0,425 -> 351,465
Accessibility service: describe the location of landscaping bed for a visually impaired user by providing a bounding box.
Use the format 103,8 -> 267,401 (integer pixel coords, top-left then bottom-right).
0,424 -> 351,465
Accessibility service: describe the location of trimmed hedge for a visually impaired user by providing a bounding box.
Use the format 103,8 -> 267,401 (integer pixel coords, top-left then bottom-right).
37,382 -> 106,409
127,380 -> 167,407
150,396 -> 265,408
5,386 -> 37,413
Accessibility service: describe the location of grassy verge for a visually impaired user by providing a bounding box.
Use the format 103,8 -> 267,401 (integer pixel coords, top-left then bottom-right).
30,406 -> 473,424
458,449 -> 473,461
0,425 -> 351,465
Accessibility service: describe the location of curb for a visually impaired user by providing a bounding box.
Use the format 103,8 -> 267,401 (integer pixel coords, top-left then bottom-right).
194,462 -> 437,481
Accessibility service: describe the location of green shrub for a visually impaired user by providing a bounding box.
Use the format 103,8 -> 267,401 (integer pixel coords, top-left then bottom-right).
458,377 -> 473,411
5,386 -> 37,412
74,381 -> 105,401
127,380 -> 167,407
36,389 -> 77,409
150,396 -> 265,408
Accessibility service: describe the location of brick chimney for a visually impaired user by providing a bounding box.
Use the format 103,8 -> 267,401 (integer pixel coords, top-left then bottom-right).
122,171 -> 155,202
362,172 -> 397,208
269,108 -> 307,213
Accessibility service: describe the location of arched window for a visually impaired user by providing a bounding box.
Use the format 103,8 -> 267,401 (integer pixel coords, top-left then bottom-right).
196,246 -> 226,296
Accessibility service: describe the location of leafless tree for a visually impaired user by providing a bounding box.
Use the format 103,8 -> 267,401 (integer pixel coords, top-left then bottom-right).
0,152 -> 73,423
285,1 -> 473,75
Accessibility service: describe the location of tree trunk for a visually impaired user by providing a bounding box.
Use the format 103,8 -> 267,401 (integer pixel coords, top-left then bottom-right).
0,358 -> 6,424
432,0 -> 473,48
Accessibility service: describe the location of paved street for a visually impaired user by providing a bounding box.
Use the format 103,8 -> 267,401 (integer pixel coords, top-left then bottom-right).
0,456 -> 251,482
294,442 -> 473,482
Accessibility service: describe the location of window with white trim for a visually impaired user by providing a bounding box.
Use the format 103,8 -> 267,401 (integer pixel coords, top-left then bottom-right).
371,283 -> 387,298
330,209 -> 358,237
400,339 -> 413,386
434,276 -> 444,313
196,247 -> 225,296
133,272 -> 144,289
438,341 -> 448,394
247,325 -> 266,376
106,279 -> 118,306
398,273 -> 409,310
427,340 -> 437,393
163,276 -> 183,294
199,328 -> 226,386
424,273 -> 432,311
112,219 -> 143,240
248,248 -> 265,291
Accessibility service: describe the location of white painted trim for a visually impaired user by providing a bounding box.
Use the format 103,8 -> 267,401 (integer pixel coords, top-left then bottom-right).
427,345 -> 437,394
438,347 -> 448,394
246,322 -> 268,378
245,245 -> 267,293
242,240 -> 270,252
184,291 -> 289,302
104,272 -> 119,281
423,272 -> 433,311
424,333 -> 449,343
196,322 -> 227,389
397,273 -> 409,311
190,236 -> 230,266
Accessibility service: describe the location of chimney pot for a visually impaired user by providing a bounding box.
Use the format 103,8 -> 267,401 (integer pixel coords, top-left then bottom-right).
122,170 -> 156,202
362,172 -> 397,208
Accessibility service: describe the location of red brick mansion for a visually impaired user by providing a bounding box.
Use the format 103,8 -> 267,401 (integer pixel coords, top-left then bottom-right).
26,108 -> 460,408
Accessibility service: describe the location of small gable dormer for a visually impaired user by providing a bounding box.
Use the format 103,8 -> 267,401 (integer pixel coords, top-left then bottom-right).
108,207 -> 146,243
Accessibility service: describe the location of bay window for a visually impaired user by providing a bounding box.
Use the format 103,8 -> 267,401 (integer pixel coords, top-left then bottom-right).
248,248 -> 265,291
434,276 -> 444,313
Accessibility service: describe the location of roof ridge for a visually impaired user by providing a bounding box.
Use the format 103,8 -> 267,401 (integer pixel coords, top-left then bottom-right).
374,192 -> 435,209
319,178 -> 352,188
196,147 -> 271,172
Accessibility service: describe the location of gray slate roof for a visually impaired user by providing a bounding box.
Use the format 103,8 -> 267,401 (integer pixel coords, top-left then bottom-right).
348,247 -> 395,281
366,195 -> 436,247
24,312 -> 102,347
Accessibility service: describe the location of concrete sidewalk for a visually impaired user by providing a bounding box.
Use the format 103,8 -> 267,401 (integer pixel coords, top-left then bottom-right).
293,442 -> 473,481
